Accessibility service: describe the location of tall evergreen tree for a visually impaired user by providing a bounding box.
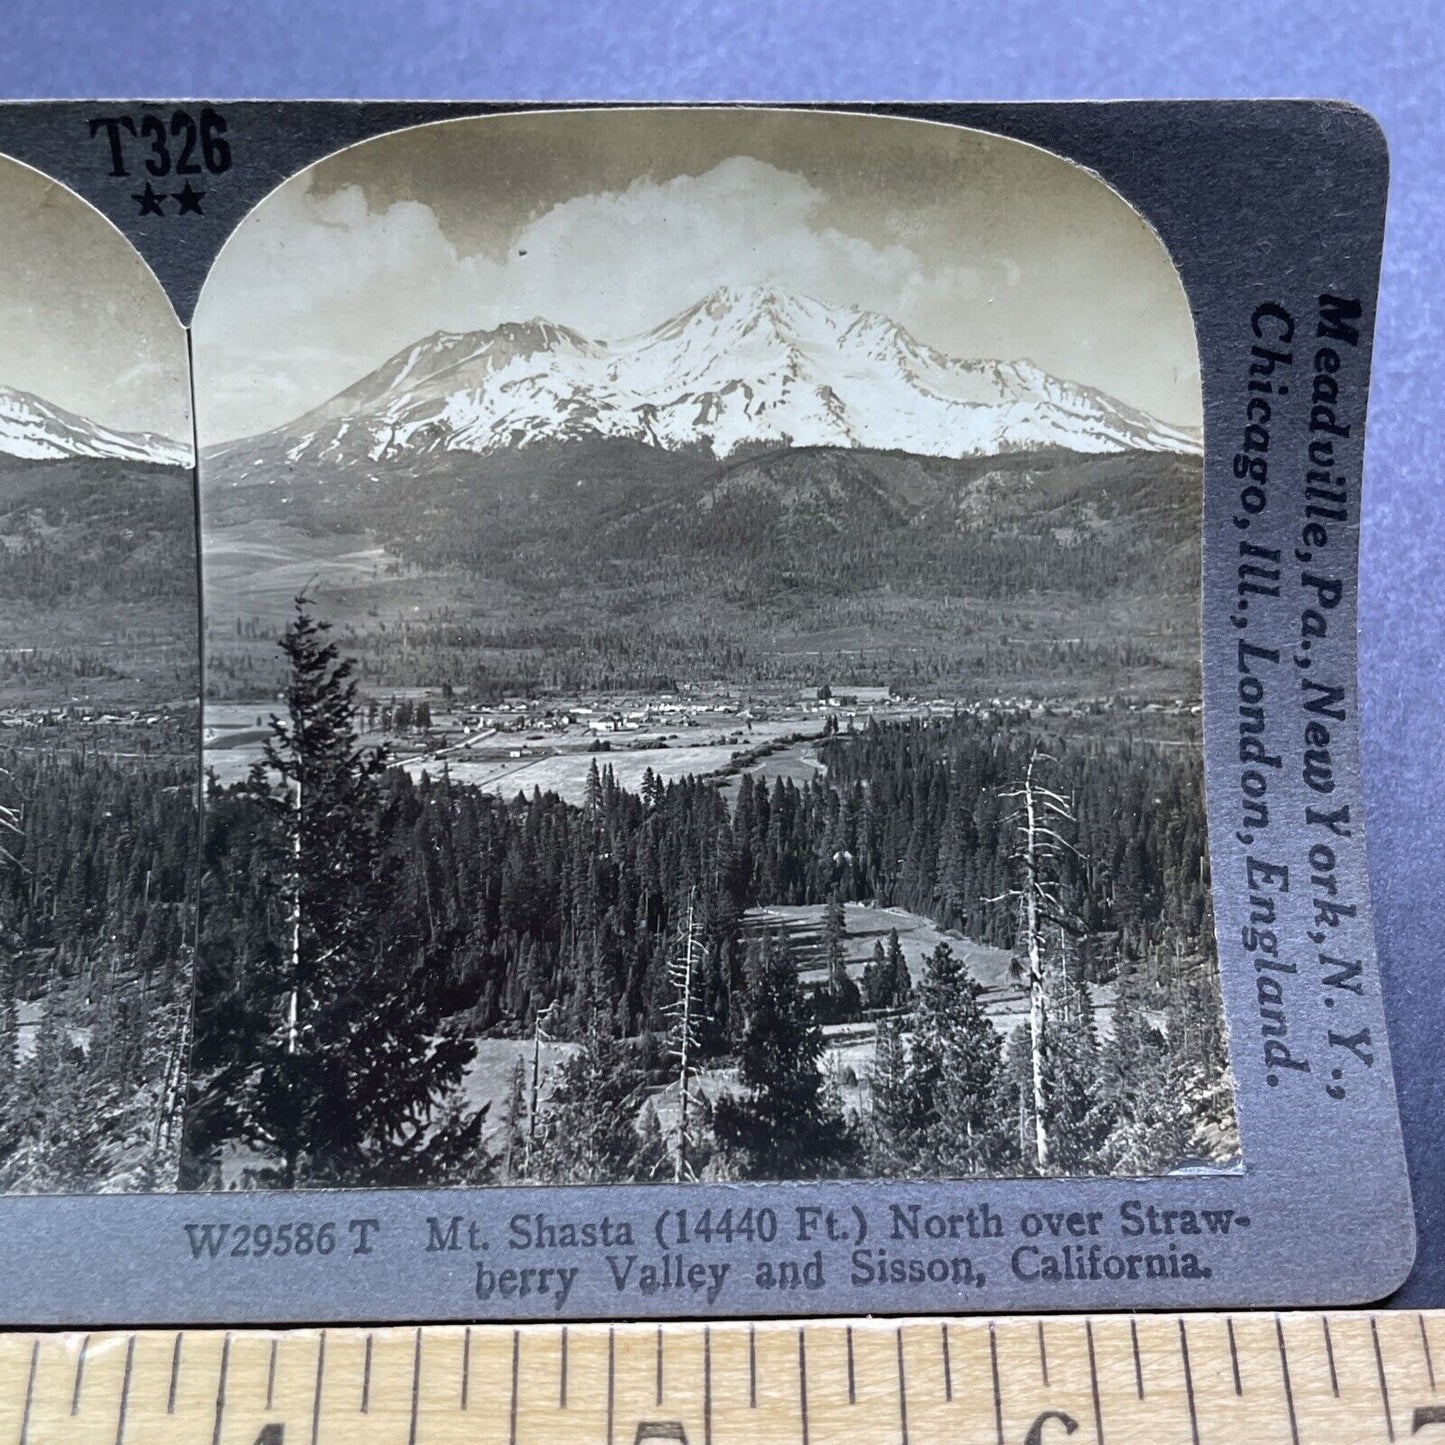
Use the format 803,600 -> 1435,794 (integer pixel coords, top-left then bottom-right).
714,932 -> 857,1179
1041,945 -> 1109,1173
239,594 -> 487,1187
863,928 -> 912,1010
866,1018 -> 918,1173
909,941 -> 1008,1175
816,889 -> 861,1022
1094,987 -> 1194,1174
862,938 -> 890,1011
530,1016 -> 660,1184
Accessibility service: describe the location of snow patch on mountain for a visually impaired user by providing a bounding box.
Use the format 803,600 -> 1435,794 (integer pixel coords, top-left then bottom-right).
221,286 -> 1199,470
0,385 -> 191,466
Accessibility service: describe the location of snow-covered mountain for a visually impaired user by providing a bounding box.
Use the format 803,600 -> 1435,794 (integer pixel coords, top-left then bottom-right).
0,385 -> 190,466
218,286 -> 1199,471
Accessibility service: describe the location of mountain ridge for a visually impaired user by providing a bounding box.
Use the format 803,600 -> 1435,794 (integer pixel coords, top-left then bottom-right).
0,384 -> 190,467
207,285 -> 1200,472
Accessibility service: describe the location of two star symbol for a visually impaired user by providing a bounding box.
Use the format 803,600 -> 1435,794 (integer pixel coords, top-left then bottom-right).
132,180 -> 204,216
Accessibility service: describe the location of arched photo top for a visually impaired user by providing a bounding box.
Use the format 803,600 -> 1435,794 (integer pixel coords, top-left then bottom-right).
190,107 -> 1201,457
0,153 -> 191,465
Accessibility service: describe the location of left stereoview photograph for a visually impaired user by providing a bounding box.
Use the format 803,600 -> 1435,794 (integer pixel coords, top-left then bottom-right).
0,158 -> 198,1192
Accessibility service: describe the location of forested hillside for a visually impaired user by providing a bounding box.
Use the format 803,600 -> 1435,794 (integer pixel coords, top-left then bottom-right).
0,724 -> 196,1191
187,606 -> 1234,1188
0,457 -> 198,707
202,443 -> 1201,701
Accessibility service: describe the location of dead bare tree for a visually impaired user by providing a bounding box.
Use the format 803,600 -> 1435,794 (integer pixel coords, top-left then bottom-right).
995,745 -> 1079,1171
664,891 -> 702,1181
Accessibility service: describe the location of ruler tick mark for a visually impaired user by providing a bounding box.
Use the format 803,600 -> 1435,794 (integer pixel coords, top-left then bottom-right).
1227,1317 -> 1242,1396
656,1324 -> 664,1405
267,1336 -> 278,1412
1422,1314 -> 1437,1391
114,1335 -> 135,1445
18,1338 -> 37,1445
798,1328 -> 810,1445
941,1323 -> 952,1403
211,1333 -> 231,1445
1373,1316 -> 1396,1442
704,1327 -> 713,1445
607,1326 -> 616,1445
1130,1318 -> 1144,1399
361,1332 -> 372,1413
313,1330 -> 329,1445
1179,1319 -> 1200,1445
1086,1320 -> 1104,1445
896,1328 -> 909,1445
71,1333 -> 90,1415
167,1333 -> 183,1415
989,1321 -> 1003,1445
558,1325 -> 567,1409
1276,1316 -> 1300,1445
407,1328 -> 421,1445
749,1324 -> 757,1408
1037,1321 -> 1049,1387
1321,1316 -> 1339,1397
846,1325 -> 855,1404
510,1329 -> 520,1445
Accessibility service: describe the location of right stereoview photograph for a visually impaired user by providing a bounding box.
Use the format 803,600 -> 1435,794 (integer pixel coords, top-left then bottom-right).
184,108 -> 1238,1191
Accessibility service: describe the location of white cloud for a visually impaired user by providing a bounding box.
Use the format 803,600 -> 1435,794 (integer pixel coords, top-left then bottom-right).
194,156 -> 1016,444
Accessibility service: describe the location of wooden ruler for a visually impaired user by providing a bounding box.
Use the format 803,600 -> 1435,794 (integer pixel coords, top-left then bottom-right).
0,1313 -> 1441,1444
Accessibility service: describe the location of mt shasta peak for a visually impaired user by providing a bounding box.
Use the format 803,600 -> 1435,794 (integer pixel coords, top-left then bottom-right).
216,286 -> 1199,470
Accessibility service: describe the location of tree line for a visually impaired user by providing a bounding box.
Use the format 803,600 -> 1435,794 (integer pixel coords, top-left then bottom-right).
183,599 -> 1235,1189
0,729 -> 196,1192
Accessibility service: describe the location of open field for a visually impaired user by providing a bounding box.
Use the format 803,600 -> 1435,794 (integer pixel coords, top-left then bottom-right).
456,1036 -> 581,1163
199,520 -> 410,616
204,693 -> 835,796
744,901 -> 1116,1037
411,746 -> 749,802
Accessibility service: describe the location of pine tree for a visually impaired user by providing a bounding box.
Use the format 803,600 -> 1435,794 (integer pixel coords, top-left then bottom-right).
866,1018 -> 918,1173
1163,943 -> 1238,1162
3,1010 -> 108,1192
816,890 -> 861,1022
530,1016 -> 658,1184
239,594 -> 488,1188
822,890 -> 847,994
635,1104 -> 670,1183
0,773 -> 23,1171
887,929 -> 913,1005
862,939 -> 890,1011
863,927 -> 912,1011
908,941 -> 1007,1175
713,932 -> 857,1179
1042,943 -> 1109,1173
1095,987 -> 1194,1174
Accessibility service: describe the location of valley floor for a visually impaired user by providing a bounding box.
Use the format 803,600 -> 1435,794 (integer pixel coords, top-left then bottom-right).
204,686 -> 1200,799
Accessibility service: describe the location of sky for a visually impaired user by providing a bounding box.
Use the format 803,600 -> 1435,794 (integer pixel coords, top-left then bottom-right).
0,156 -> 190,443
193,108 -> 1203,446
